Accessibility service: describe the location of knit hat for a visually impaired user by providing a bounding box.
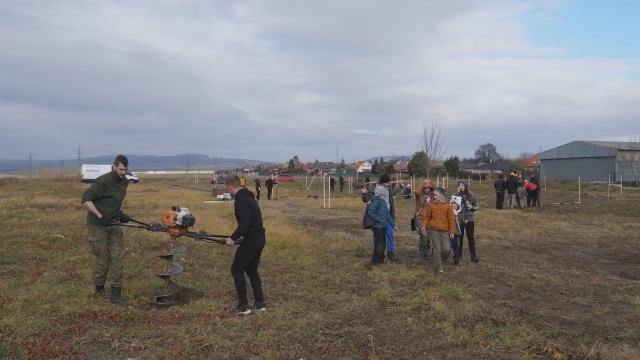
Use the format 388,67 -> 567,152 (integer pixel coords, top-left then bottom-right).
450,195 -> 462,215
433,187 -> 445,199
379,174 -> 391,184
374,185 -> 386,197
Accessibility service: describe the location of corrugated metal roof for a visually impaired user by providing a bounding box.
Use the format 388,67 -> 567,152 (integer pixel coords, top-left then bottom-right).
577,141 -> 639,150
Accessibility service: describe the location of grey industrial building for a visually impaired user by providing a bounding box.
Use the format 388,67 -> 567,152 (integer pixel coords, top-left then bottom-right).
539,141 -> 640,182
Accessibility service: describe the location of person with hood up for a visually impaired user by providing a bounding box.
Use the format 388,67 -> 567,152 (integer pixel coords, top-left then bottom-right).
449,195 -> 464,265
367,185 -> 399,266
454,178 -> 480,263
361,174 -> 404,262
420,187 -> 455,273
414,179 -> 436,260
224,175 -> 266,315
505,173 -> 519,209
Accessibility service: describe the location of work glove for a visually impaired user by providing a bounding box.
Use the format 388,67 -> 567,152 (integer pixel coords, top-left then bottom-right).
120,213 -> 131,223
99,216 -> 111,226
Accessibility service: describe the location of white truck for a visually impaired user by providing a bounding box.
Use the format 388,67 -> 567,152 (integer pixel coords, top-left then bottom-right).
81,164 -> 139,184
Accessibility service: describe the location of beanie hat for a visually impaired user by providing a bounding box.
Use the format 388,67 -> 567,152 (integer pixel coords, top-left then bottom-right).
379,174 -> 391,184
450,195 -> 462,215
433,187 -> 445,199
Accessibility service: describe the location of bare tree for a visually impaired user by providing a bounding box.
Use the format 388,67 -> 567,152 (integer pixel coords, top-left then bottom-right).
182,154 -> 199,174
518,151 -> 536,160
419,123 -> 447,177
617,135 -> 640,186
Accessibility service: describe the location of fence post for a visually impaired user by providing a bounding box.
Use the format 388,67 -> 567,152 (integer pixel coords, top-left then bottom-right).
608,173 -> 610,199
578,176 -> 581,204
620,174 -> 623,195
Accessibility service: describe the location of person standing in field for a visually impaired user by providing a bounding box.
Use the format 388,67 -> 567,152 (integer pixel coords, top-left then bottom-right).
414,179 -> 435,260
361,174 -> 404,262
523,180 -> 538,209
454,178 -> 480,263
265,177 -> 277,200
449,195 -> 464,266
255,178 -> 261,201
505,172 -> 519,209
339,175 -> 345,194
367,185 -> 399,266
81,154 -> 131,307
224,175 -> 266,315
420,187 -> 455,273
529,172 -> 541,207
494,174 -> 507,209
330,176 -> 336,192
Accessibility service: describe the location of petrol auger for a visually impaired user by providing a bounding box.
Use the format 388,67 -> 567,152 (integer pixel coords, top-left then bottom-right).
114,206 -> 232,305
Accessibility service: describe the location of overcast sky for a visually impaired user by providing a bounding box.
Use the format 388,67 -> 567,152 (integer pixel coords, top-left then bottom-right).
1,0 -> 639,163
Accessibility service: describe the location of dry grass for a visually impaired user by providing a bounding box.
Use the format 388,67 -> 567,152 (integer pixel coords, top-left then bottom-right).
0,177 -> 639,359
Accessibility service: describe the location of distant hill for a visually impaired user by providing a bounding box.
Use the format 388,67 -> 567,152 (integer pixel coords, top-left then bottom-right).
0,154 -> 276,173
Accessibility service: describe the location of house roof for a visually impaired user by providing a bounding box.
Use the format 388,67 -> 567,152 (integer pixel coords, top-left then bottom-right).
471,162 -> 509,171
521,155 -> 540,168
312,161 -> 338,170
394,161 -> 408,171
350,160 -> 371,169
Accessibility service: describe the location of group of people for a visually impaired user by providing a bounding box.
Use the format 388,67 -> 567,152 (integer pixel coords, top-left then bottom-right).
253,177 -> 278,200
82,156 -> 266,315
494,172 -> 540,210
363,175 -> 480,272
329,175 -> 347,194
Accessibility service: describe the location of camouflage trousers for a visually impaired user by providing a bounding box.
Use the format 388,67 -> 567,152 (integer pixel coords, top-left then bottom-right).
87,223 -> 124,287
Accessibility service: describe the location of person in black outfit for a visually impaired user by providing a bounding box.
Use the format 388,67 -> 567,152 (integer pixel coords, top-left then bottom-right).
254,178 -> 261,200
264,177 -> 277,200
339,175 -> 345,194
224,175 -> 266,315
329,177 -> 336,192
494,174 -> 507,209
505,173 -> 519,209
529,173 -> 540,207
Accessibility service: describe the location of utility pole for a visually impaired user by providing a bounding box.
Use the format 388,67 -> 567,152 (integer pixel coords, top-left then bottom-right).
28,152 -> 32,177
61,159 -> 64,170
336,146 -> 339,165
77,146 -> 82,169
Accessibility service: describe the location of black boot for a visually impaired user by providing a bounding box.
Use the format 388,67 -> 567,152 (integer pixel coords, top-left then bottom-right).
95,284 -> 105,296
471,255 -> 480,263
110,287 -> 129,307
387,252 -> 399,262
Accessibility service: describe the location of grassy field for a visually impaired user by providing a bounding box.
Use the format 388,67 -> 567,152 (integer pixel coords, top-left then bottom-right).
0,174 -> 639,359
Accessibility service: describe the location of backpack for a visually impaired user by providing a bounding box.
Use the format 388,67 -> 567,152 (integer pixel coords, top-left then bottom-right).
363,200 -> 381,229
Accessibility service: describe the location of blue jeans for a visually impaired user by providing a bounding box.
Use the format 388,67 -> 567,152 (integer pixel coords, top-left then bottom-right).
450,235 -> 462,259
372,223 -> 394,253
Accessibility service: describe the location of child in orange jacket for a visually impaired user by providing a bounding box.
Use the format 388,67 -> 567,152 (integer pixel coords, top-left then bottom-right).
420,187 -> 456,273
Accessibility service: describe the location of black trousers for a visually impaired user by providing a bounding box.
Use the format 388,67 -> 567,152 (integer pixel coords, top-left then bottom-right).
371,228 -> 387,265
255,188 -> 260,200
231,236 -> 265,306
267,188 -> 273,199
527,188 -> 539,206
459,221 -> 477,258
496,191 -> 505,209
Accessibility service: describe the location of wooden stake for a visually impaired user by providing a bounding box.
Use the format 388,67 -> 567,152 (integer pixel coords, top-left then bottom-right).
620,174 -> 623,195
578,176 -> 581,204
608,173 -> 610,199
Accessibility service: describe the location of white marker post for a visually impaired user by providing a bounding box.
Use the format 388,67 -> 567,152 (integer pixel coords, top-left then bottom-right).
608,173 -> 610,199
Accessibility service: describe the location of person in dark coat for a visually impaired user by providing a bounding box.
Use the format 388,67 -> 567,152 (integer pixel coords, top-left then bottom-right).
330,177 -> 336,192
224,175 -> 266,315
339,175 -> 345,194
264,177 -> 277,200
529,173 -> 541,207
255,178 -> 261,201
505,173 -> 519,209
494,174 -> 507,209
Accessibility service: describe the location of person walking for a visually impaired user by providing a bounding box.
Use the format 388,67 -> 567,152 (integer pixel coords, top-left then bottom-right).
330,176 -> 336,192
454,179 -> 480,263
339,175 -> 345,194
505,173 -> 519,209
368,185 -> 399,266
361,174 -> 404,261
255,178 -> 261,201
224,175 -> 266,315
81,155 -> 131,307
420,187 -> 455,273
494,174 -> 507,209
264,177 -> 277,200
414,179 -> 435,260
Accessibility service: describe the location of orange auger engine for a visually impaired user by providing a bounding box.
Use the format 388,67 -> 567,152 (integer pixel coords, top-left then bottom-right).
114,206 -> 231,306
161,206 -> 196,239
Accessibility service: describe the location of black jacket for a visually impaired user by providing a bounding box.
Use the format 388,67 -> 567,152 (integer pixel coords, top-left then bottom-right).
506,176 -> 519,194
530,176 -> 540,187
231,188 -> 265,243
494,179 -> 506,192
265,179 -> 276,189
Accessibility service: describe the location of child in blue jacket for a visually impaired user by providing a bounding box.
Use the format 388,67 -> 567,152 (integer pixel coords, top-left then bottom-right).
368,185 -> 399,265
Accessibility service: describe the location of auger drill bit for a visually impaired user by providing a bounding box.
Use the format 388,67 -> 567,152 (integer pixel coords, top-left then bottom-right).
149,245 -> 186,306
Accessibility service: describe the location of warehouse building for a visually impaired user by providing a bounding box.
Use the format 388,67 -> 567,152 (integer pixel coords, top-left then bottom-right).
539,141 -> 640,182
